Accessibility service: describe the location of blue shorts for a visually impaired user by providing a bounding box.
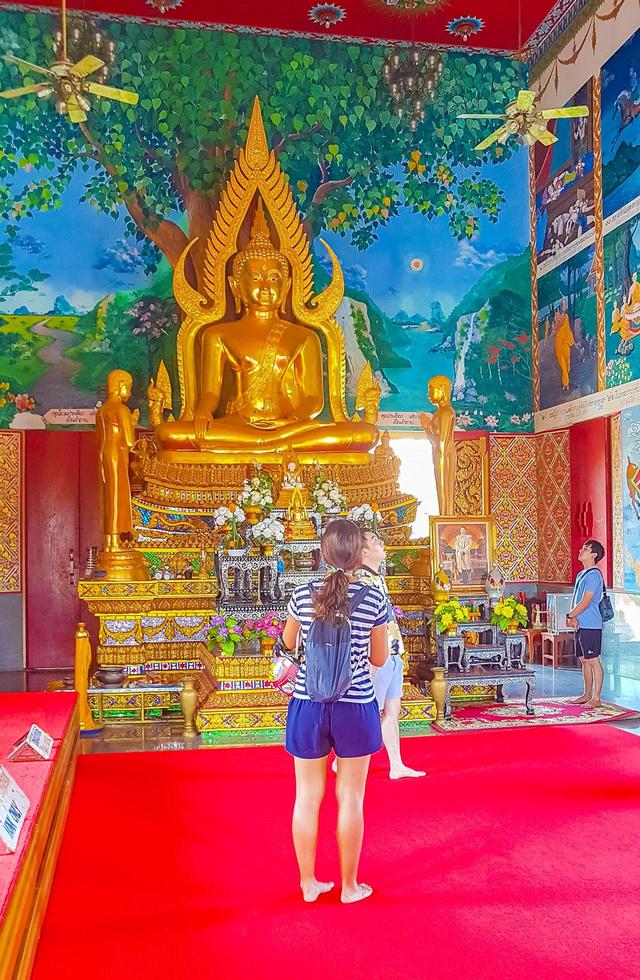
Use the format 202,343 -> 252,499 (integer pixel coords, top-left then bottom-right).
285,698 -> 382,759
373,654 -> 404,710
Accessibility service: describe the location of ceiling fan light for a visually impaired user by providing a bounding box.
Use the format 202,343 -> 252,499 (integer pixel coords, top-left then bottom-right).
523,132 -> 536,145
78,94 -> 91,112
37,85 -> 54,98
55,99 -> 66,114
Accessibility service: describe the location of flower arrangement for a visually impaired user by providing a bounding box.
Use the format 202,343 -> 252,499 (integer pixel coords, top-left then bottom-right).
310,475 -> 346,514
213,502 -> 246,550
254,611 -> 284,641
213,503 -> 246,528
491,596 -> 528,632
433,598 -> 471,634
346,502 -> 380,530
208,615 -> 257,656
251,515 -> 286,545
238,469 -> 274,511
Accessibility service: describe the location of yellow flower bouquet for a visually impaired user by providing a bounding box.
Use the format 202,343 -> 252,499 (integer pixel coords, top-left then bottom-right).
433,598 -> 471,635
491,595 -> 528,632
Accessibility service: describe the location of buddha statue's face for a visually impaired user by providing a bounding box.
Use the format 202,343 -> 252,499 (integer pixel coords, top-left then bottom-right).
236,256 -> 289,312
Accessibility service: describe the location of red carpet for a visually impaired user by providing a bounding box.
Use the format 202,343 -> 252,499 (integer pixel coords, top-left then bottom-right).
33,726 -> 640,979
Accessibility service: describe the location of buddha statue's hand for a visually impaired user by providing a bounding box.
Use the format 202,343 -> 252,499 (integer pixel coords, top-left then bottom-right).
194,411 -> 213,442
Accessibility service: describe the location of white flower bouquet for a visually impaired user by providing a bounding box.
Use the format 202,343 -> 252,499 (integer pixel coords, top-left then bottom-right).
213,504 -> 246,528
238,472 -> 274,510
310,476 -> 346,514
252,515 -> 286,545
347,503 -> 379,530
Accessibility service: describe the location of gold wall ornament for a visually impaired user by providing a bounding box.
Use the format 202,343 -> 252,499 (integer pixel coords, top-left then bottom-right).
454,436 -> 488,516
147,360 -> 174,427
95,369 -> 149,581
157,96 -> 378,462
0,432 -> 22,592
354,361 -> 382,424
419,375 -> 457,516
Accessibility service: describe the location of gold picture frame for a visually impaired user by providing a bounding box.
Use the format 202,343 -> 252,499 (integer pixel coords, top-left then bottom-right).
430,516 -> 496,594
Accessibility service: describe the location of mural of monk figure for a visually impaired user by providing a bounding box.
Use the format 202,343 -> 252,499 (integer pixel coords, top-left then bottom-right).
553,300 -> 575,391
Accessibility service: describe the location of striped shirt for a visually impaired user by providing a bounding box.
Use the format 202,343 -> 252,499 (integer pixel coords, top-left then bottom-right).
287,580 -> 388,703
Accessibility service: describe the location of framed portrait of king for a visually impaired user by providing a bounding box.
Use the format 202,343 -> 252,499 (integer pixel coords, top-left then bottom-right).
429,516 -> 496,593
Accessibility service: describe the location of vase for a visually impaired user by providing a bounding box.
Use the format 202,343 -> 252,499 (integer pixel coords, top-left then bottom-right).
505,621 -> 520,634
245,507 -> 261,525
429,667 -> 446,723
260,636 -> 276,655
180,676 -> 199,739
444,627 -> 458,637
260,543 -> 274,556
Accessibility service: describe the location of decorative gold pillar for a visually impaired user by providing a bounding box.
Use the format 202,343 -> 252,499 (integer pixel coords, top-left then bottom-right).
529,145 -> 540,413
592,72 -> 607,391
74,622 -> 102,734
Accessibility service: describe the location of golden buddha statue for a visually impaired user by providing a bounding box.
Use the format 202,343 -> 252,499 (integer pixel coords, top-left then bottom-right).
419,375 -> 457,516
155,97 -> 379,465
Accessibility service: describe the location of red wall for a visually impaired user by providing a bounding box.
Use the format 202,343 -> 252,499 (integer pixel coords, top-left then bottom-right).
569,418 -> 612,586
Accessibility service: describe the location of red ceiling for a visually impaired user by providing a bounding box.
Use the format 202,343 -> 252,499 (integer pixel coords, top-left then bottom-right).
11,0 -> 568,54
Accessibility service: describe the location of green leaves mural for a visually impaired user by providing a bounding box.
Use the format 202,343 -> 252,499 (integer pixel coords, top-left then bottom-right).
0,11 -> 520,278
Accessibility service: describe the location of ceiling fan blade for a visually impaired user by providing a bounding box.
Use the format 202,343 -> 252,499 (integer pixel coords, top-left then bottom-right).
515,89 -> 536,112
84,81 -> 139,105
534,128 -> 558,146
475,126 -> 508,152
0,83 -> 47,99
66,94 -> 87,123
2,54 -> 55,77
457,113 -> 505,120
540,105 -> 590,120
71,55 -> 106,78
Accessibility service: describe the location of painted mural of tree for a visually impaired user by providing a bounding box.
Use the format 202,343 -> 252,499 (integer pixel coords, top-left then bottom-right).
0,11 -> 520,286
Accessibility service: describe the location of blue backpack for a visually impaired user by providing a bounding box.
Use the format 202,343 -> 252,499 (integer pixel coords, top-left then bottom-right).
305,584 -> 373,703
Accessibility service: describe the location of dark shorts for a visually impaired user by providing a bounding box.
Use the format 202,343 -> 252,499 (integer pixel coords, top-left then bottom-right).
576,628 -> 602,660
285,698 -> 383,760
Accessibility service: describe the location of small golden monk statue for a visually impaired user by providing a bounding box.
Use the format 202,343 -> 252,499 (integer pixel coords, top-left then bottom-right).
419,375 -> 457,516
154,98 -> 378,463
95,369 -> 149,580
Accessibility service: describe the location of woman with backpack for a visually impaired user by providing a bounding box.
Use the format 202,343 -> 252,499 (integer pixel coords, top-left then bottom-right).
280,518 -> 389,904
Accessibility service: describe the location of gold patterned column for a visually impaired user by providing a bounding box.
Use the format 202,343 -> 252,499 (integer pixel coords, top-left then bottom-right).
610,414 -> 624,589
529,146 -> 540,413
592,72 -> 606,391
0,432 -> 22,593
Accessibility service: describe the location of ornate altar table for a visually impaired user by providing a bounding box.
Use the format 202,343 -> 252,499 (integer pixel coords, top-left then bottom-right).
443,667 -> 536,721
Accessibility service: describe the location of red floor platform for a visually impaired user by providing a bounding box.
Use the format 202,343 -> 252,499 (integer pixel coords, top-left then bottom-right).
0,692 -> 78,979
33,723 -> 640,980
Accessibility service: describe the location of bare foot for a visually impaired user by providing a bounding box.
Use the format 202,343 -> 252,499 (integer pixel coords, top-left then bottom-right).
301,878 -> 335,903
389,766 -> 427,779
331,757 -> 338,775
571,696 -> 591,705
586,698 -> 602,708
341,883 -> 373,904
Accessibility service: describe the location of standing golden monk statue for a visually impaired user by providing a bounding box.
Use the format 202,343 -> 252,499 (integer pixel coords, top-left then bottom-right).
419,375 -> 457,516
96,369 -> 149,580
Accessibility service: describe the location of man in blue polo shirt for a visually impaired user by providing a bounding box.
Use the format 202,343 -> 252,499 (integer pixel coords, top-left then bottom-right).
566,539 -> 605,707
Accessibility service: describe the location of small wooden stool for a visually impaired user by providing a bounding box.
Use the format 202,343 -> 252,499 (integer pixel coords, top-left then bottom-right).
523,628 -> 544,665
541,631 -> 576,668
